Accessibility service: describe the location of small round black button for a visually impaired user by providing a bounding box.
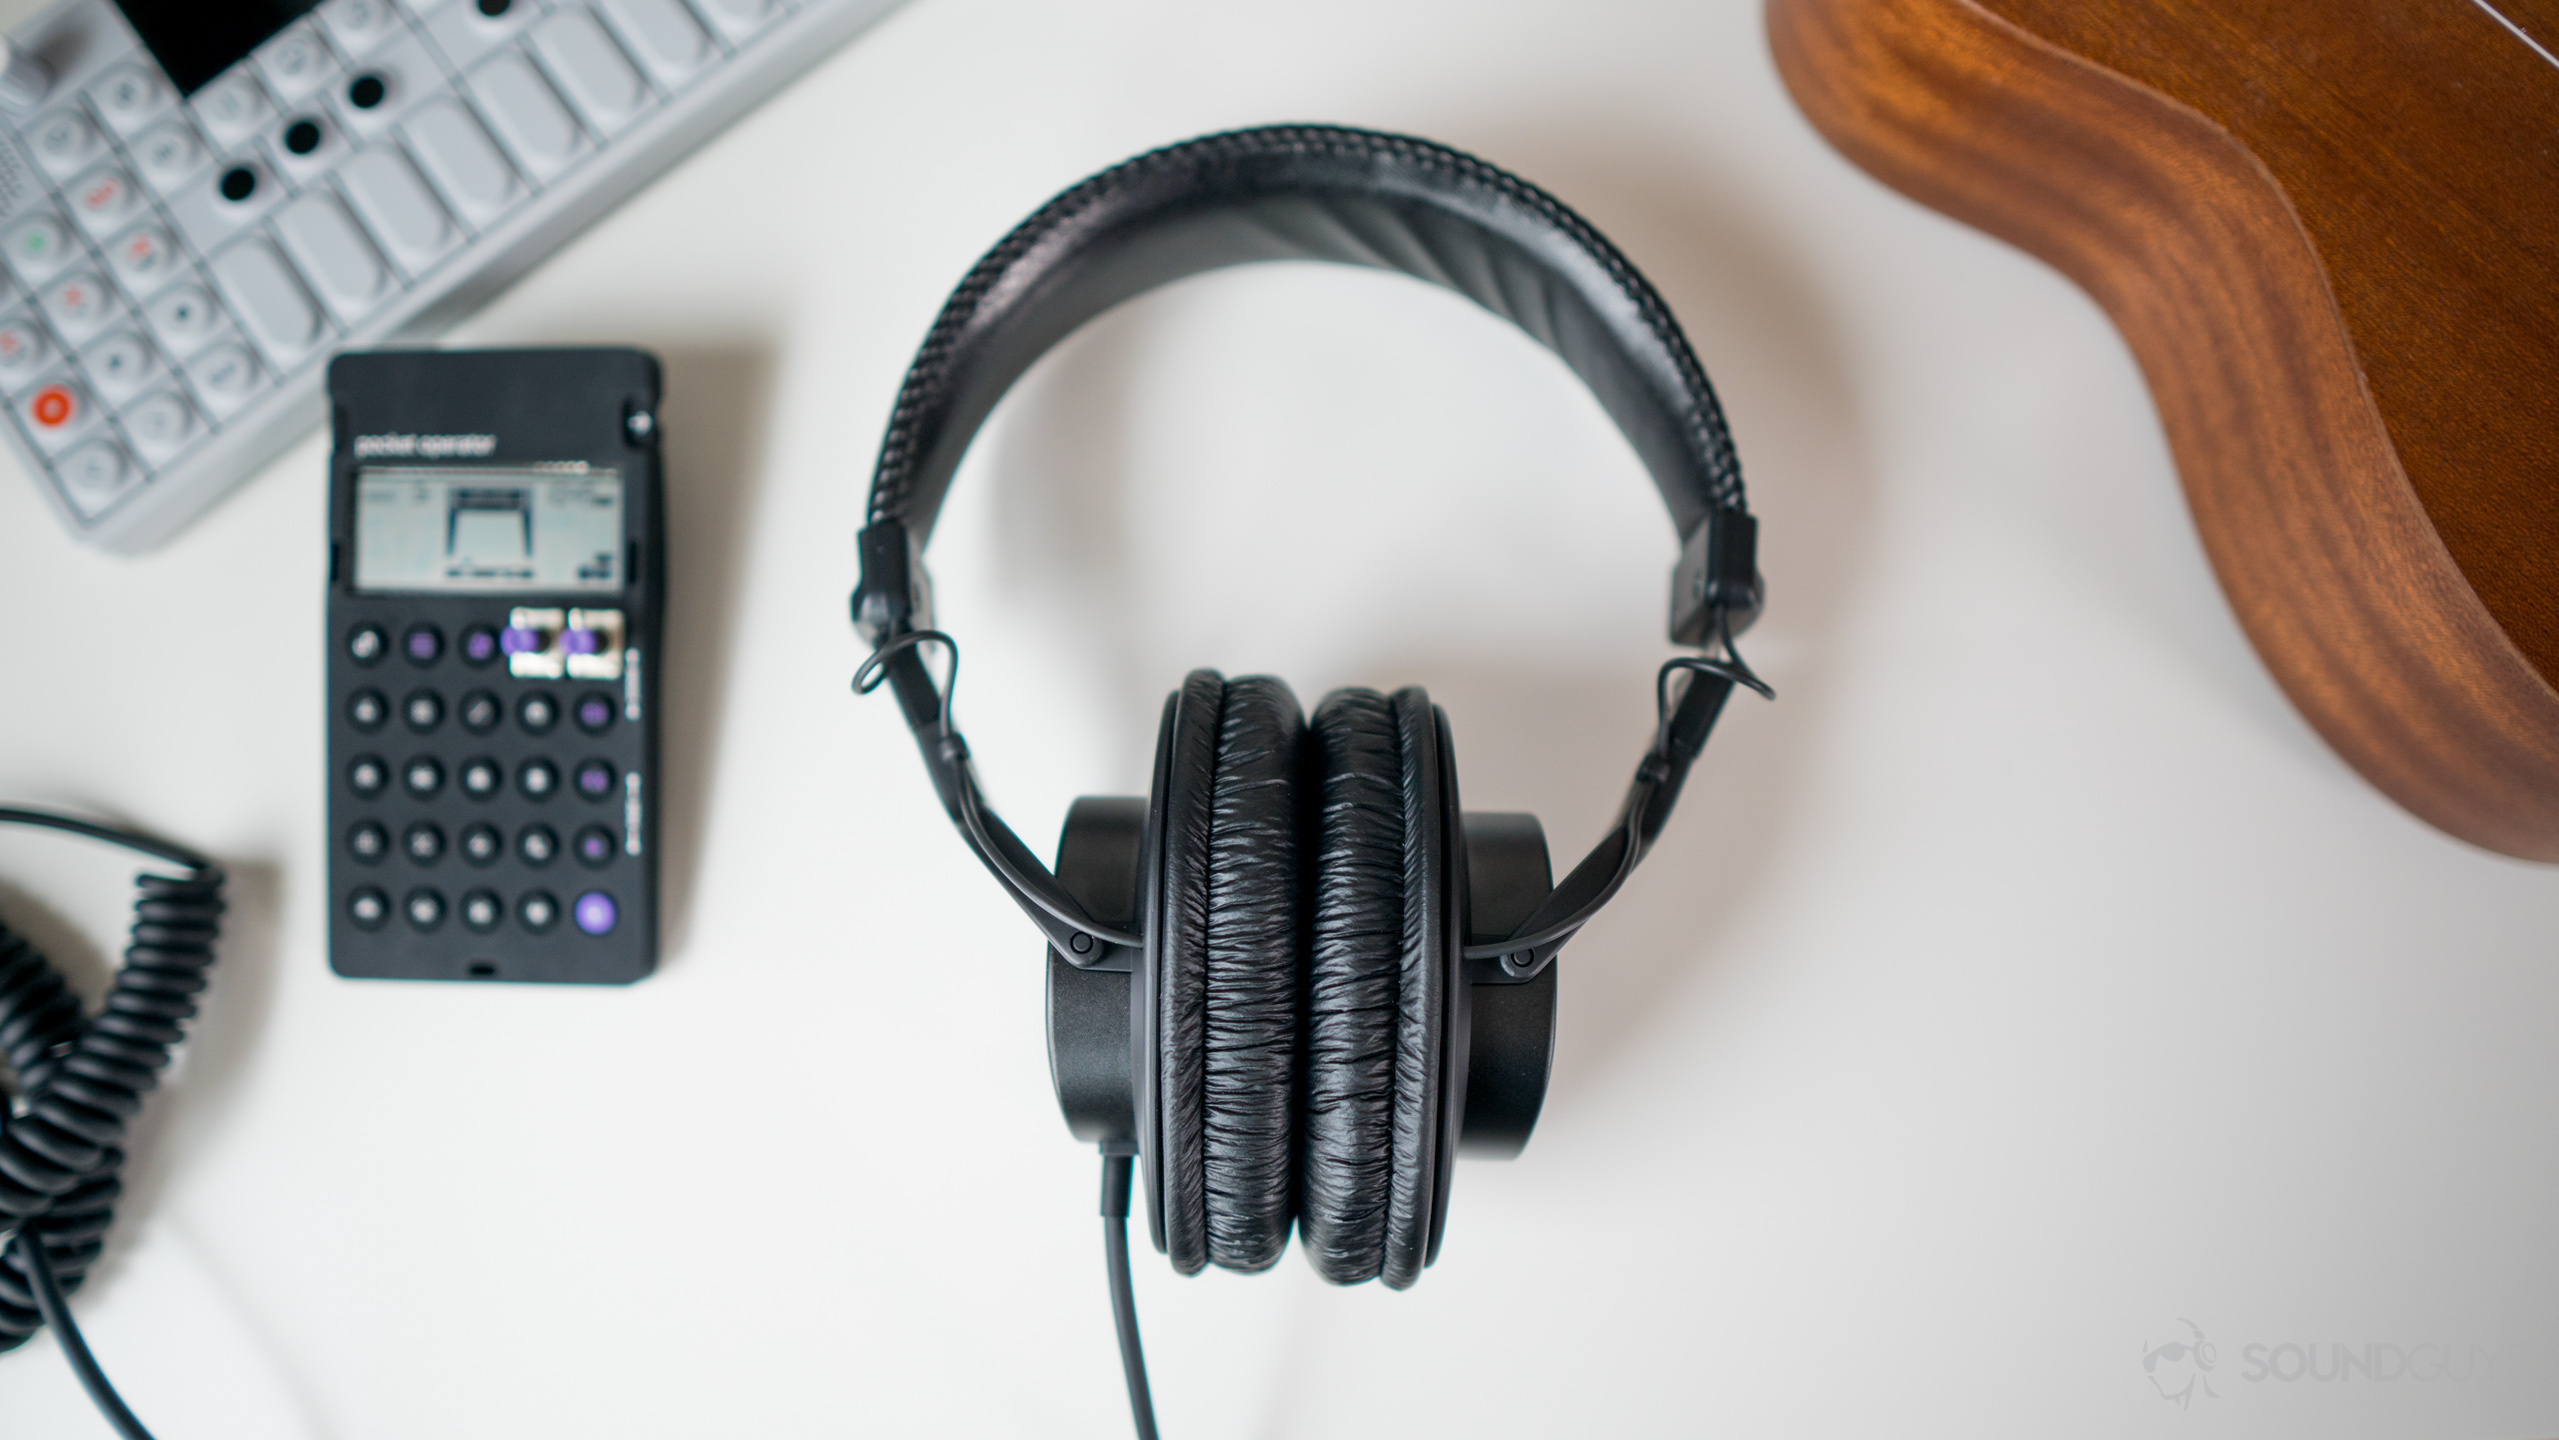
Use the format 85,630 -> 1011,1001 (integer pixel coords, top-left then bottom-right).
403,689 -> 444,733
403,624 -> 444,666
404,888 -> 446,931
283,117 -> 322,155
348,72 -> 388,110
403,756 -> 445,798
460,889 -> 504,933
348,821 -> 388,863
517,693 -> 558,734
348,624 -> 387,665
348,689 -> 388,731
460,823 -> 502,866
573,824 -> 616,868
458,690 -> 502,733
574,693 -> 616,734
348,755 -> 389,798
517,823 -> 557,866
477,0 -> 513,16
403,821 -> 445,865
349,887 -> 390,930
460,757 -> 501,798
218,165 -> 257,203
574,759 -> 616,801
460,625 -> 500,666
518,890 -> 559,932
518,758 -> 557,800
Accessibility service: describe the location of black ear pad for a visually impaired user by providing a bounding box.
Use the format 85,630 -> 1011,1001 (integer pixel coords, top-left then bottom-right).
1299,689 -> 1405,1283
1381,686 -> 1450,1289
1153,670 -> 1307,1274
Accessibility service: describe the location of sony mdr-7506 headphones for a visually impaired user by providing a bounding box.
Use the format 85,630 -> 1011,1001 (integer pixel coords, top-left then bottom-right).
852,124 -> 1766,1427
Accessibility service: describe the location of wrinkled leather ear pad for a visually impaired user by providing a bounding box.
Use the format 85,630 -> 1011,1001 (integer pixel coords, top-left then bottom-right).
1300,688 -> 1405,1283
1152,670 -> 1225,1275
1199,675 -> 1306,1272
1154,670 -> 1307,1275
1382,685 -> 1450,1290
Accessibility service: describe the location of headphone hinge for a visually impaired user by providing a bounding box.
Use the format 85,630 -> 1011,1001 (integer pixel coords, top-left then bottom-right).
1669,505 -> 1762,645
853,519 -> 935,647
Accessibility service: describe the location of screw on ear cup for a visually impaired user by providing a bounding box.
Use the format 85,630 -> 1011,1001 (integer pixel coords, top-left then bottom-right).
1300,689 -> 1404,1282
1154,670 -> 1308,1275
1382,686 -> 1450,1289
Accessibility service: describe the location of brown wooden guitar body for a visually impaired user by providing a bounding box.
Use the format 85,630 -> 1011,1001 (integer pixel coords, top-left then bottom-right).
1768,0 -> 2559,859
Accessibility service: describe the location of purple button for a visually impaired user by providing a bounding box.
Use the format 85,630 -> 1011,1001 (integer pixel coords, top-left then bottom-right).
572,891 -> 617,935
462,626 -> 499,664
561,628 -> 601,656
500,625 -> 545,655
404,624 -> 442,664
575,760 -> 615,798
576,696 -> 614,731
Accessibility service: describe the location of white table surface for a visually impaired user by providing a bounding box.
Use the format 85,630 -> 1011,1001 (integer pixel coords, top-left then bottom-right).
2,0 -> 2555,1435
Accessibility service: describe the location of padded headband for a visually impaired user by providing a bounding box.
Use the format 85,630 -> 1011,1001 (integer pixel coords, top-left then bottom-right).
854,124 -> 1762,647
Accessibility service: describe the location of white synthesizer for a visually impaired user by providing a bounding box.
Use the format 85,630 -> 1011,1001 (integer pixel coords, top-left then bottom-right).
0,0 -> 905,551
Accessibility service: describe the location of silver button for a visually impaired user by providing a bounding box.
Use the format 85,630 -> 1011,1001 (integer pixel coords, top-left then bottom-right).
401,100 -> 521,222
258,22 -> 336,102
469,53 -> 584,179
208,241 -> 322,357
83,331 -> 156,398
272,193 -> 387,319
29,110 -> 100,175
55,439 -> 133,517
40,271 -> 115,339
132,123 -> 206,188
21,378 -> 92,448
320,0 -> 403,52
695,0 -> 781,41
338,144 -> 454,267
0,317 -> 48,380
596,0 -> 713,85
529,11 -> 650,134
66,166 -> 141,235
190,342 -> 261,409
90,65 -> 168,133
105,226 -> 179,292
124,389 -> 197,458
195,72 -> 274,143
146,285 -> 222,351
4,213 -> 73,278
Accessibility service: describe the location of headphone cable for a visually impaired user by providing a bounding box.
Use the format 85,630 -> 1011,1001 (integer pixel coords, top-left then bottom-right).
11,1230 -> 154,1440
1100,1150 -> 1160,1440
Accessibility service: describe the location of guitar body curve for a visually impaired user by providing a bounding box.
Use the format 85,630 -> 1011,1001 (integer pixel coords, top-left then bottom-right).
1769,0 -> 2559,859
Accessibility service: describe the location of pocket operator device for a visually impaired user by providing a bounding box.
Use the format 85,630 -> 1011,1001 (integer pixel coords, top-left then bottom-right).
0,0 -> 903,553
327,347 -> 661,984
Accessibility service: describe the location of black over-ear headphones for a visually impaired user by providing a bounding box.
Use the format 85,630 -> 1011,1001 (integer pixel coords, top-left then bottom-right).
852,124 -> 1766,1428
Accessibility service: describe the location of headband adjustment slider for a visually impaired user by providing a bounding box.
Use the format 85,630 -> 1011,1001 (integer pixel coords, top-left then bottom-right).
854,519 -> 935,646
1670,505 -> 1762,646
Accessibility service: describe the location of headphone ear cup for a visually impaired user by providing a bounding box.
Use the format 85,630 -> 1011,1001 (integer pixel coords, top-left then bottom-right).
1152,669 -> 1226,1276
1301,688 -> 1404,1283
1152,670 -> 1308,1276
1196,674 -> 1306,1272
1382,685 -> 1451,1290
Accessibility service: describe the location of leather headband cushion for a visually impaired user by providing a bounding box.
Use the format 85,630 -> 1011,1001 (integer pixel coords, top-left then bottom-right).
1382,685 -> 1448,1289
1300,688 -> 1406,1283
1153,669 -> 1225,1275
862,125 -> 1745,554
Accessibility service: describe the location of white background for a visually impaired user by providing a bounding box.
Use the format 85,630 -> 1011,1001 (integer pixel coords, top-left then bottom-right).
2,0 -> 2556,1435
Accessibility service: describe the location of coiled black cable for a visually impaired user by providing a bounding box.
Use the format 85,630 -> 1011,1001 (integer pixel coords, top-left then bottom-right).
0,805 -> 225,1437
